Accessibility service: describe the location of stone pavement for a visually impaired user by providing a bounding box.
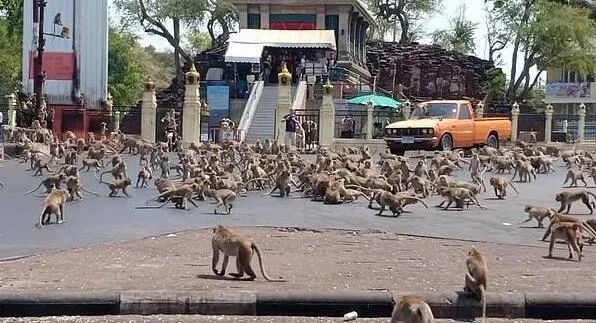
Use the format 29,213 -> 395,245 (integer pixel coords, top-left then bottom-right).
0,227 -> 593,294
0,316 -> 591,322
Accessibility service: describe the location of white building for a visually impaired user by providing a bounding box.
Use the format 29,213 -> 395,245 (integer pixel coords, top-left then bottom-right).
21,0 -> 109,109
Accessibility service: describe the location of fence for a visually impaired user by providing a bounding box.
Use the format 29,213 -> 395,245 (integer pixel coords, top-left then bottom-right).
116,105 -> 141,136
517,113 -> 546,142
335,109 -> 368,139
552,114 -> 580,142
292,109 -> 320,149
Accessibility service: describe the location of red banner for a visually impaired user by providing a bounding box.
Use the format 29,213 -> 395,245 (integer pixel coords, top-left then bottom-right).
29,52 -> 76,81
270,22 -> 316,30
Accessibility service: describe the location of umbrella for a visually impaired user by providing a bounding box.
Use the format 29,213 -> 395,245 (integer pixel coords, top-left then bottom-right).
347,94 -> 402,109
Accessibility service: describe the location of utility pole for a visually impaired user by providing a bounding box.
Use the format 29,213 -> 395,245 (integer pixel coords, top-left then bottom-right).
33,0 -> 47,113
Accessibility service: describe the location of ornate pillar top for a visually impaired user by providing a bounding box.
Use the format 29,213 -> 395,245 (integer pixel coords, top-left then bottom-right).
579,102 -> 587,115
511,101 -> 520,115
278,62 -> 292,85
545,104 -> 554,114
323,79 -> 333,95
186,63 -> 200,85
144,77 -> 155,92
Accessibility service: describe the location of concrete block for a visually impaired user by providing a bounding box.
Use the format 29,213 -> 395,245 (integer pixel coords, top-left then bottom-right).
188,291 -> 256,315
0,292 -> 119,317
525,292 -> 596,319
422,291 -> 524,319
119,291 -> 187,315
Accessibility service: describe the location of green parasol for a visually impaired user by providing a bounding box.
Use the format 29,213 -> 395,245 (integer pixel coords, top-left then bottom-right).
347,94 -> 402,109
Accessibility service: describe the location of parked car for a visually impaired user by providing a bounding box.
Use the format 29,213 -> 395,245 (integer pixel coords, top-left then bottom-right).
384,100 -> 512,156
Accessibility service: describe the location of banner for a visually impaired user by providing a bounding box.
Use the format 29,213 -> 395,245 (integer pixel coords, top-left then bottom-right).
206,85 -> 230,128
545,82 -> 591,99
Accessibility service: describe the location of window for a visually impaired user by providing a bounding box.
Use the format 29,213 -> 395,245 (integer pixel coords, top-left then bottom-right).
248,14 -> 261,29
325,15 -> 339,43
458,104 -> 471,119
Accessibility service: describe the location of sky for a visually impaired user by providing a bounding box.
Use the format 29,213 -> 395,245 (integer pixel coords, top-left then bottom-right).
107,0 -> 534,82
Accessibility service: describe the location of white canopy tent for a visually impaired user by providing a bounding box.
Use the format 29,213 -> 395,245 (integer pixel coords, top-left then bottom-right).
224,29 -> 337,64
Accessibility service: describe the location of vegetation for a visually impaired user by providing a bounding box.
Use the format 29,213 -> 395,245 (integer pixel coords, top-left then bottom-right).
430,5 -> 477,54
0,0 -> 22,98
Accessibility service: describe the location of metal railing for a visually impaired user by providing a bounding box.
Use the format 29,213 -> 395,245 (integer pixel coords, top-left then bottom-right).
237,80 -> 264,142
517,113 -> 546,142
372,110 -> 403,139
117,106 -> 141,135
552,114 -> 580,142
335,109 -> 368,139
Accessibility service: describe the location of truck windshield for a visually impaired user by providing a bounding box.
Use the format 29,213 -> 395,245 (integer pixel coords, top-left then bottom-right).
410,103 -> 458,119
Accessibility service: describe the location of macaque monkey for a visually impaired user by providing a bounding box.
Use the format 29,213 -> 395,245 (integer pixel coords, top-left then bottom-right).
203,186 -> 236,214
264,169 -> 292,198
147,184 -> 200,210
211,225 -> 286,281
489,177 -> 519,199
25,173 -> 66,195
97,161 -> 128,182
65,176 -> 100,201
79,158 -> 103,172
33,159 -> 53,176
39,189 -> 71,227
437,165 -> 454,176
391,295 -> 434,323
136,165 -> 153,188
555,190 -> 596,214
464,247 -> 487,323
541,212 -> 596,242
562,169 -> 588,187
64,149 -> 77,166
100,178 -> 132,197
438,187 -> 486,210
547,222 -> 583,261
520,205 -> 554,228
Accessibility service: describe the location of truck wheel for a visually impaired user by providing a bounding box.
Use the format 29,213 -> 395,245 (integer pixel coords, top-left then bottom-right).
389,146 -> 406,156
440,134 -> 453,151
486,133 -> 499,149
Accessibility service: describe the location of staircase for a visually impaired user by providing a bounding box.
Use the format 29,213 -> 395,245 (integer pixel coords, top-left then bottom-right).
245,85 -> 280,142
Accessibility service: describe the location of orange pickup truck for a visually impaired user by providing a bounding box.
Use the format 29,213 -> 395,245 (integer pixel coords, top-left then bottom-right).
384,100 -> 512,156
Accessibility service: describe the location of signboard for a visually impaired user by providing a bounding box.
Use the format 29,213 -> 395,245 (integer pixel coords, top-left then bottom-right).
206,85 -> 230,128
546,83 -> 591,99
28,52 -> 76,80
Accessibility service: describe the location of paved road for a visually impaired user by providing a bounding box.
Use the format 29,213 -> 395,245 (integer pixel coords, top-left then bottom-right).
0,153 -> 588,259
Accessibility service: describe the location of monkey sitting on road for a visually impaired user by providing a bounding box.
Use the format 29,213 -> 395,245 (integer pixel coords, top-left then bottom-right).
562,169 -> 588,187
547,222 -> 584,261
39,189 -> 71,227
391,295 -> 434,323
464,247 -> 487,323
263,168 -> 292,198
211,225 -> 286,281
489,176 -> 519,199
555,190 -> 596,214
100,177 -> 132,197
520,205 -> 554,228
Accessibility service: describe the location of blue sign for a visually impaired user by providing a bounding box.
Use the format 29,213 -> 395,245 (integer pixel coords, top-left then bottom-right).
206,85 -> 230,127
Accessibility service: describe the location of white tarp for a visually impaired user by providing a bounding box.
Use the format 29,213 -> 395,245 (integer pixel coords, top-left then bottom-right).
224,29 -> 337,63
224,42 -> 264,63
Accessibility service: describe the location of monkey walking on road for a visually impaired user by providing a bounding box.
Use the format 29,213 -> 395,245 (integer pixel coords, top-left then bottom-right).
211,225 -> 286,282
547,222 -> 584,261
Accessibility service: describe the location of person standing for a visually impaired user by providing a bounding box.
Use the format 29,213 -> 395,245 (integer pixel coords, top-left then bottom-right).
341,115 -> 354,138
283,108 -> 299,148
0,109 -> 4,141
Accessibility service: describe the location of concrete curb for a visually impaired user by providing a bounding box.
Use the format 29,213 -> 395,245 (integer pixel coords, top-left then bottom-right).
0,291 -> 594,319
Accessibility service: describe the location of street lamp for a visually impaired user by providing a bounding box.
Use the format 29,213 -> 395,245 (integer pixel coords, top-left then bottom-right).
32,0 -> 70,114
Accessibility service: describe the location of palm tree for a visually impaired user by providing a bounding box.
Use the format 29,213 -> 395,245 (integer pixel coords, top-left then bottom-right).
431,5 -> 477,54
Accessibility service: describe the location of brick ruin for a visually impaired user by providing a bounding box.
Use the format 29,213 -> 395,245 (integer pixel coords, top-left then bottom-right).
366,41 -> 494,101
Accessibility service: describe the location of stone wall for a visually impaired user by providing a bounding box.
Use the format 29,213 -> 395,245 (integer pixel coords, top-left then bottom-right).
366,41 -> 493,101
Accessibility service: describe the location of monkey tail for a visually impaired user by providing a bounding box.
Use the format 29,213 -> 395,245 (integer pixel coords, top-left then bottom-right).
480,285 -> 486,323
81,186 -> 100,197
251,243 -> 286,282
508,181 -> 520,195
25,181 -> 43,195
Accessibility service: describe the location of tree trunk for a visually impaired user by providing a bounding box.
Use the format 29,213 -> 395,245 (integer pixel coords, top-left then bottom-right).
506,0 -> 533,99
207,19 -> 216,47
396,12 -> 409,43
173,18 -> 183,86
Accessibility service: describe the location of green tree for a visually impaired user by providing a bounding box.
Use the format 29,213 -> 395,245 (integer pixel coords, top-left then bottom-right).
0,0 -> 22,98
364,0 -> 442,43
108,27 -> 145,105
139,46 -> 176,89
185,30 -> 211,54
431,5 -> 477,54
486,0 -> 596,99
